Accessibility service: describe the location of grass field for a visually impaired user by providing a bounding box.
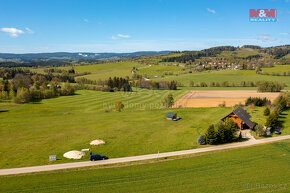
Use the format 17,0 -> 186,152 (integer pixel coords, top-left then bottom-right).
32,61 -> 144,80
262,65 -> 290,73
153,69 -> 290,89
1,87 -> 289,169
217,48 -> 260,58
0,88 -> 288,168
1,139 -> 289,193
0,89 -> 229,168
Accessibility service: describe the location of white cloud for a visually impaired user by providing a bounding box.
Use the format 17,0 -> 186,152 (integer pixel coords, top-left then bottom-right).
117,34 -> 130,38
279,32 -> 289,35
83,18 -> 89,23
259,33 -> 269,36
0,27 -> 24,37
256,35 -> 276,41
207,8 -> 216,14
25,27 -> 34,34
112,34 -> 131,40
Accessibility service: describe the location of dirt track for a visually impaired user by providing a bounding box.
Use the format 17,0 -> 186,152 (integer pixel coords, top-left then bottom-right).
173,90 -> 280,108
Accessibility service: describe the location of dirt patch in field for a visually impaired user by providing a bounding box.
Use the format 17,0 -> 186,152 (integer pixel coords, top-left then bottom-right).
173,90 -> 280,108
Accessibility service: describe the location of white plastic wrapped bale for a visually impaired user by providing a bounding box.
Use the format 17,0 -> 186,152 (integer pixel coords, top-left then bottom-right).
90,139 -> 105,146
63,150 -> 85,159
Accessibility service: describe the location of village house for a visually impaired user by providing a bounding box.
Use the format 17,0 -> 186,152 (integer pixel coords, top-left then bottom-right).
221,107 -> 256,130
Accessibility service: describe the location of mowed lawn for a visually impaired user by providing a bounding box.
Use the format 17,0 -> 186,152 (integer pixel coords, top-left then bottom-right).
1,140 -> 289,193
0,89 -> 234,168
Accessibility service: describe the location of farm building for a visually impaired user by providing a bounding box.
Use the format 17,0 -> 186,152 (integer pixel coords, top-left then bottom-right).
221,107 -> 256,129
166,113 -> 177,120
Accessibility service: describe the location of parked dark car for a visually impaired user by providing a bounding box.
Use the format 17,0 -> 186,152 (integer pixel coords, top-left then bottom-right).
274,129 -> 281,135
90,154 -> 108,161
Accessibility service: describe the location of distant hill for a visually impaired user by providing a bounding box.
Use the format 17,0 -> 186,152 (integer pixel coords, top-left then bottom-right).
0,51 -> 171,62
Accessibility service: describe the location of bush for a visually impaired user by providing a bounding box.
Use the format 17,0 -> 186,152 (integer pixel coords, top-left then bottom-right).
197,134 -> 206,145
257,81 -> 284,92
273,93 -> 289,111
255,124 -> 266,137
245,97 -> 270,106
264,107 -> 270,116
115,101 -> 124,112
162,93 -> 174,108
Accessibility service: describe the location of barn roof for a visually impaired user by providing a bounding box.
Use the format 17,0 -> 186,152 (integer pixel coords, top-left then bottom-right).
166,113 -> 176,118
222,107 -> 255,128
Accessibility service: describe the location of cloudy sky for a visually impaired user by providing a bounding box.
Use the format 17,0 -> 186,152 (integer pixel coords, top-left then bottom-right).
0,0 -> 289,53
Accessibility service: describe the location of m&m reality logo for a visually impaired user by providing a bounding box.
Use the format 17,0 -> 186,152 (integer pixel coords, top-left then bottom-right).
249,9 -> 277,22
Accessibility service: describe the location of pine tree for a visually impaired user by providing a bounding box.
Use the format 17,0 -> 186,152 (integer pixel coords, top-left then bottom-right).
216,123 -> 226,144
205,125 -> 217,145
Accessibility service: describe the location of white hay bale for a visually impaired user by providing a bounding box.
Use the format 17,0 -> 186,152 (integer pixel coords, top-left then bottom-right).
90,139 -> 105,146
63,150 -> 85,159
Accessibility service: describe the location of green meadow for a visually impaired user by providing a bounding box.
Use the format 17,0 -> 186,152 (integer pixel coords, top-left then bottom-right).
1,139 -> 289,193
0,89 -> 218,168
152,69 -> 290,89
262,65 -> 290,73
0,88 -> 288,169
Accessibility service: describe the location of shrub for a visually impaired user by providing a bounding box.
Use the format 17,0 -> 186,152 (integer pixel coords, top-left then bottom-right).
255,124 -> 267,137
273,93 -> 289,111
218,101 -> 226,107
197,134 -> 206,145
162,93 -> 174,108
245,97 -> 270,106
257,81 -> 284,92
263,107 -> 270,116
115,101 -> 124,112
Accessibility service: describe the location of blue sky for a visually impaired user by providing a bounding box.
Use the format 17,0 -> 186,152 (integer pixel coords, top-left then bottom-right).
0,0 -> 289,53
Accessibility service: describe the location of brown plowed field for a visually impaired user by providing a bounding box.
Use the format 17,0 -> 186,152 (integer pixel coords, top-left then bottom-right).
173,90 -> 280,108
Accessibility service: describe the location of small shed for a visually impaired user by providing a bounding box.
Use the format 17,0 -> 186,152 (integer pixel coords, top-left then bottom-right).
166,113 -> 177,120
221,107 -> 255,129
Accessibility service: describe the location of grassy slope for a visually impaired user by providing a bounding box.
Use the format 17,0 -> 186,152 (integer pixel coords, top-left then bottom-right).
217,48 -> 259,58
31,61 -> 144,80
71,61 -> 143,80
1,140 -> 289,193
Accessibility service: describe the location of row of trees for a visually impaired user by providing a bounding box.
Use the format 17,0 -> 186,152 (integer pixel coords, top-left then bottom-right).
257,71 -> 290,76
134,79 -> 177,90
198,118 -> 238,145
255,93 -> 289,136
189,81 -> 257,87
